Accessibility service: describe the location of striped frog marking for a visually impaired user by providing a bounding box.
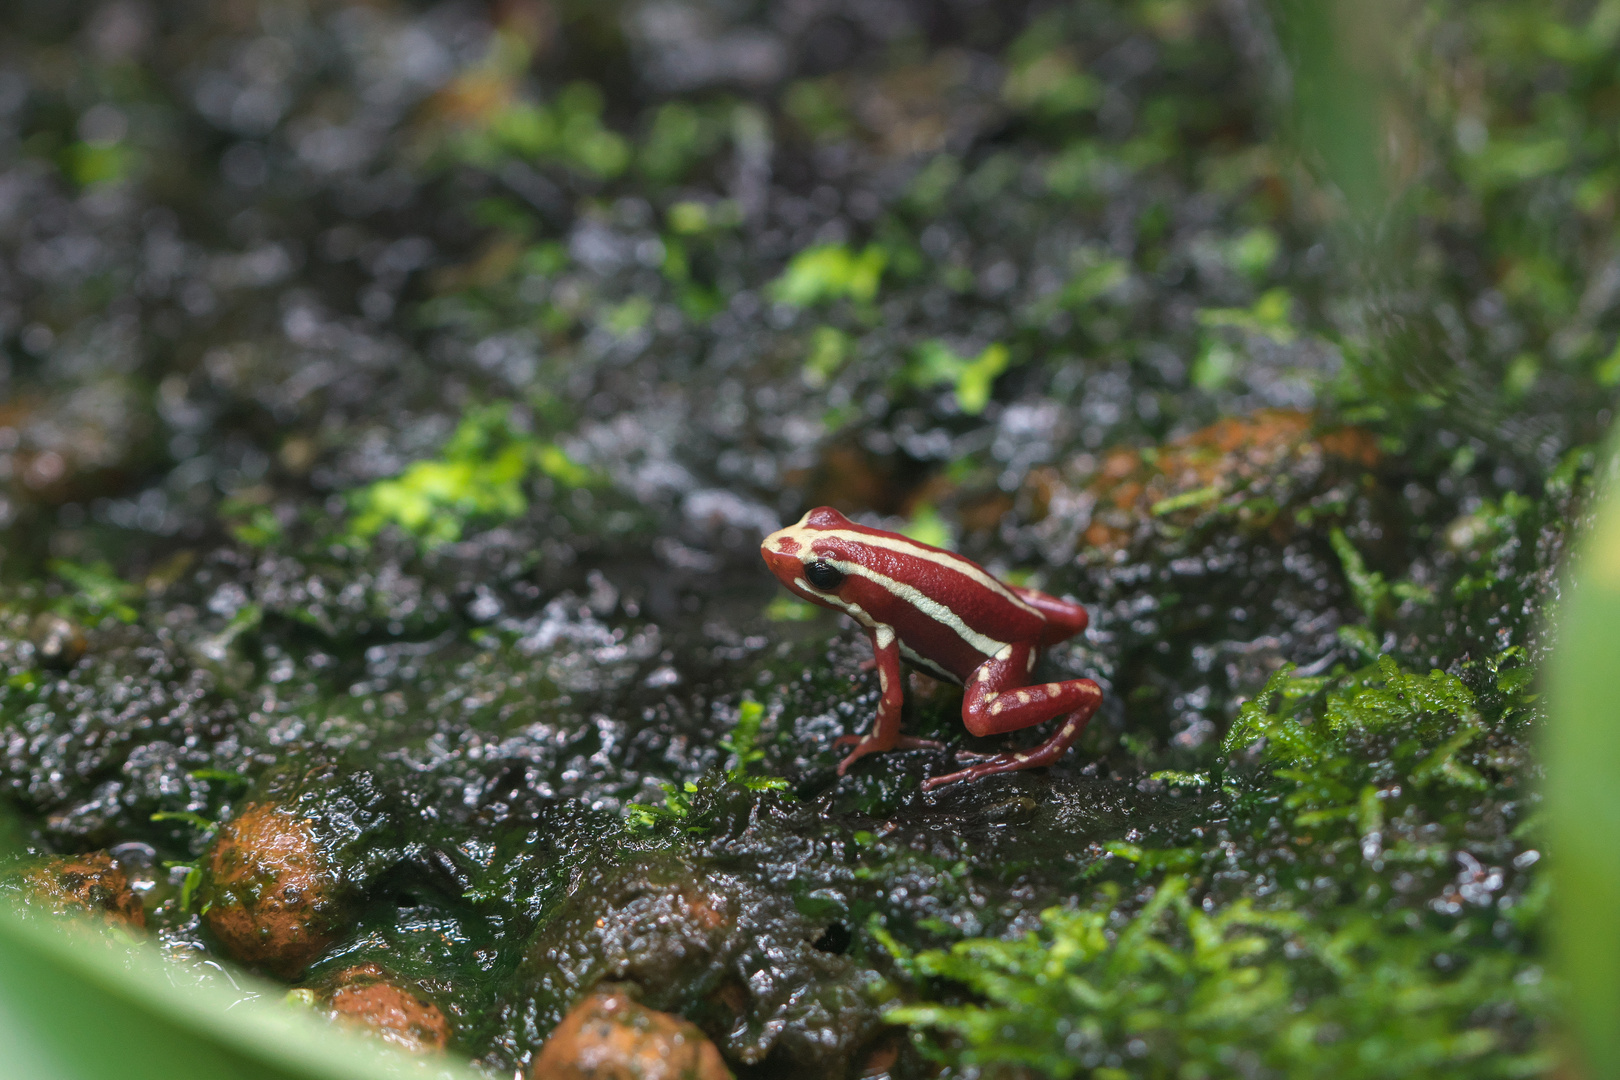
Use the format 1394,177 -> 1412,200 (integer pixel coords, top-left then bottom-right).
761,506 -> 1102,789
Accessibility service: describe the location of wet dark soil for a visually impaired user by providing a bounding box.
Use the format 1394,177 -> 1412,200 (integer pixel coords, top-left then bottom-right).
0,1 -> 1609,1076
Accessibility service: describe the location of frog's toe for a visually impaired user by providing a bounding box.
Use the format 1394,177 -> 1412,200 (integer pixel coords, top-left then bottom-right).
923,752 -> 1040,789
836,743 -> 880,774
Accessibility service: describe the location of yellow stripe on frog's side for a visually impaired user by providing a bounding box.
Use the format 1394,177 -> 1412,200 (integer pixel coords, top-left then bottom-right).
776,520 -> 1042,619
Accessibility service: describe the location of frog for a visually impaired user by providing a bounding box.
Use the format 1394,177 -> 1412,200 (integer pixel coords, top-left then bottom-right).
761,506 -> 1102,789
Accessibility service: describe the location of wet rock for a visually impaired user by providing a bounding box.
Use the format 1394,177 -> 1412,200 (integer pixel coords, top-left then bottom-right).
323,963 -> 450,1053
3,850 -> 146,928
1026,408 -> 1381,559
504,849 -> 881,1077
29,613 -> 87,669
531,984 -> 729,1080
0,384 -> 157,517
201,802 -> 346,977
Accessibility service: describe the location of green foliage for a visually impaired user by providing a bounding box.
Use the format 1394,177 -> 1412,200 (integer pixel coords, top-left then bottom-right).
48,560 -> 139,625
346,404 -> 593,546
1055,253 -> 1130,310
221,497 -> 285,548
899,504 -> 953,550
764,595 -> 819,622
0,903 -> 485,1080
1191,289 -> 1294,391
885,876 -> 1544,1080
1002,18 -> 1101,119
1330,528 -> 1434,623
176,864 -> 204,914
665,198 -> 740,236
638,102 -> 728,184
1224,227 -> 1280,281
1198,289 -> 1295,341
903,341 -> 1011,415
451,81 -> 629,179
1223,657 -> 1485,802
886,649 -> 1539,1076
626,701 -> 787,832
718,700 -> 790,792
65,140 -> 135,188
623,778 -> 703,832
1269,0 -> 1387,217
148,810 -> 216,832
1546,434 -> 1620,1076
602,296 -> 651,337
768,243 -> 887,307
1216,655 -> 1495,846
906,154 -> 963,214
800,326 -> 849,388
781,79 -> 851,141
1445,492 -> 1537,602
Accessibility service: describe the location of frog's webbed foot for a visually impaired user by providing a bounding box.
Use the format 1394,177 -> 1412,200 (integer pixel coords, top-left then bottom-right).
924,703 -> 1099,790
834,734 -> 945,774
923,753 -> 1033,789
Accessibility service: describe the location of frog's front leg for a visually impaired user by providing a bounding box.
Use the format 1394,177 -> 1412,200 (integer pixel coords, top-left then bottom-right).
834,624 -> 945,775
923,642 -> 1102,790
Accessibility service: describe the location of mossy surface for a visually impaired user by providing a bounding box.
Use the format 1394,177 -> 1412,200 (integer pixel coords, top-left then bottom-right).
0,0 -> 1608,1076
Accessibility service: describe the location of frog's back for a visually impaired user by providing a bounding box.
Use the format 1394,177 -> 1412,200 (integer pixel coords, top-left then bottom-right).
791,508 -> 1084,682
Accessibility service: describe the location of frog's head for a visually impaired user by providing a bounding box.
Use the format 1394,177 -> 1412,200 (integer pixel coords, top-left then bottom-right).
760,506 -> 860,608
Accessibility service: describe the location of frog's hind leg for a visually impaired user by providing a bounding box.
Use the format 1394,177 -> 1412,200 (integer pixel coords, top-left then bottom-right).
834,624 -> 945,775
923,643 -> 1101,790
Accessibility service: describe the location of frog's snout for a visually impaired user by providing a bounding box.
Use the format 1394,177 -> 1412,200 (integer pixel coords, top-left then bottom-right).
764,531 -> 803,582
760,529 -> 806,589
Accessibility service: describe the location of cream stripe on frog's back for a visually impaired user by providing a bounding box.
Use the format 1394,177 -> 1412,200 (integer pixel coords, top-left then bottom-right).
821,557 -> 1009,658
777,523 -> 1041,619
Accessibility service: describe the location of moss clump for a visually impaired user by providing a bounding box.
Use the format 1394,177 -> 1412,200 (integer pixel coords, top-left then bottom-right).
880,650 -> 1546,1078
347,405 -> 593,548
887,873 -> 1543,1079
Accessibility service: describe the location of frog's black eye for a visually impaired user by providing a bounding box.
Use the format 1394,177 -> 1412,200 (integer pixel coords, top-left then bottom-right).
803,560 -> 845,591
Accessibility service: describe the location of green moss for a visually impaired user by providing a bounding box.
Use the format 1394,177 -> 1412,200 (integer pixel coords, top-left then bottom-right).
47,560 -> 139,625
902,341 -> 1011,415
346,404 -> 592,546
882,649 -> 1544,1076
638,102 -> 729,184
801,326 -> 849,388
887,875 -> 1546,1079
769,243 -> 888,307
627,701 -> 788,833
449,80 -> 629,180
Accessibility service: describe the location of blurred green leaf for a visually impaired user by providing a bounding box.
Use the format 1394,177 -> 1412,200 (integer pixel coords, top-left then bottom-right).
1270,0 -> 1388,217
903,340 -> 1010,415
347,403 -> 595,546
900,504 -> 952,550
801,326 -> 849,388
0,905 -> 484,1080
48,560 -> 140,625
1547,433 -> 1620,1076
769,243 -> 887,307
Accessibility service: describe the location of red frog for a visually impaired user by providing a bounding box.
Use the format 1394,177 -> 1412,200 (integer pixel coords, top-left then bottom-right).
761,506 -> 1102,789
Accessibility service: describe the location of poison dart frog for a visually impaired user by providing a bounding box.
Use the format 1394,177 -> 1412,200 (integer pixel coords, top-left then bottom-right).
761,506 -> 1102,789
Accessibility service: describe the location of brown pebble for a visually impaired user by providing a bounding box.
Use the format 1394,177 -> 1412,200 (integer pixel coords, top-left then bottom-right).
532,984 -> 731,1080
325,963 -> 449,1053
15,851 -> 145,928
202,802 -> 343,977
